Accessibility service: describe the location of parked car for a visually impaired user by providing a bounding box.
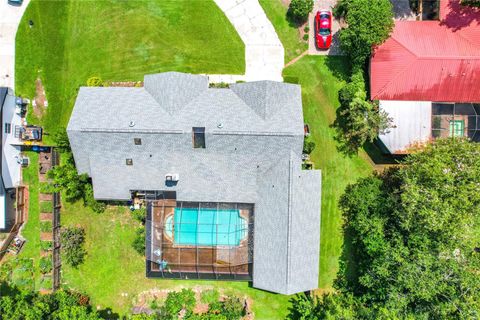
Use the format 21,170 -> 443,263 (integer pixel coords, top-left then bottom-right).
315,10 -> 332,49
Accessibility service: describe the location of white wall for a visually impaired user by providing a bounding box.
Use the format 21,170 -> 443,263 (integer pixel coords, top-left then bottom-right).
2,93 -> 22,189
379,100 -> 432,154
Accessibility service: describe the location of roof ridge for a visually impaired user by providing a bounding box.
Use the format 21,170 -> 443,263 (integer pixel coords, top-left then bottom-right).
372,38 -> 418,100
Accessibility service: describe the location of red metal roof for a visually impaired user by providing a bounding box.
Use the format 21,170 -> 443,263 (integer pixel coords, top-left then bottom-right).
370,0 -> 480,102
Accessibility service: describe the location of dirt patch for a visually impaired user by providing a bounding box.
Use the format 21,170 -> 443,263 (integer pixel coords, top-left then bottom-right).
40,233 -> 53,241
40,213 -> 52,221
33,78 -> 47,119
39,193 -> 53,202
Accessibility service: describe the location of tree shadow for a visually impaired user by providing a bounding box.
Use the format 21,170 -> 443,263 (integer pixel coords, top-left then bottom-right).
324,55 -> 351,82
285,10 -> 308,29
440,0 -> 480,31
97,307 -> 120,319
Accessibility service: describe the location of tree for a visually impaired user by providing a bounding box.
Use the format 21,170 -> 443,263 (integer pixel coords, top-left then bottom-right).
61,227 -> 87,267
288,0 -> 314,23
334,70 -> 392,155
294,139 -> 480,319
337,0 -> 394,67
132,227 -> 145,255
0,282 -> 101,319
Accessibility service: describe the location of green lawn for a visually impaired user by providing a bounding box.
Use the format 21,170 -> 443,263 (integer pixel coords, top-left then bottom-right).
17,152 -> 42,288
283,56 -> 373,289
15,0 -> 245,136
259,0 -> 307,63
61,201 -> 291,318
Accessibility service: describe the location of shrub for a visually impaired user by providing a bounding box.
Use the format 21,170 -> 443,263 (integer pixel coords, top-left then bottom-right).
86,76 -> 103,87
219,296 -> 245,320
132,227 -> 145,255
40,241 -> 53,251
200,289 -> 220,305
160,289 -> 196,319
52,128 -> 71,153
40,201 -> 53,213
131,208 -> 146,224
39,256 -> 52,274
304,26 -> 310,33
83,183 -> 106,213
288,0 -> 314,22
61,227 -> 86,267
40,220 -> 52,232
303,33 -> 309,41
303,137 -> 316,154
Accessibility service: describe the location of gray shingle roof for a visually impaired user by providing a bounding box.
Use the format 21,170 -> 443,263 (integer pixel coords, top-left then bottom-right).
67,72 -> 321,295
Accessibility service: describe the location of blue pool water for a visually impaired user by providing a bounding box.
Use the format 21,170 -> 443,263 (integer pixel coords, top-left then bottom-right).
169,207 -> 247,246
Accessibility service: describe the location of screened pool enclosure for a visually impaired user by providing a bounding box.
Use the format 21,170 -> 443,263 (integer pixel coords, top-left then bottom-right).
145,197 -> 254,280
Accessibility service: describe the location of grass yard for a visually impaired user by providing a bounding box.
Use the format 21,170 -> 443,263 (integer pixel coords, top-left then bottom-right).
61,201 -> 291,318
259,0 -> 307,63
283,56 -> 373,289
15,0 -> 245,136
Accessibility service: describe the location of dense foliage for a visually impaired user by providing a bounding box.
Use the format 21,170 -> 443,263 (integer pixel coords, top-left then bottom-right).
288,139 -> 480,319
334,70 -> 392,154
288,0 -> 314,22
0,282 -> 101,319
48,129 -> 106,213
336,0 -> 394,67
303,137 -> 316,154
132,227 -> 146,255
61,227 -> 87,267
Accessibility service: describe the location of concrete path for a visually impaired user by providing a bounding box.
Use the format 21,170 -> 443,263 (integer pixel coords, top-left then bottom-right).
0,0 -> 30,89
213,0 -> 284,82
308,0 -> 342,56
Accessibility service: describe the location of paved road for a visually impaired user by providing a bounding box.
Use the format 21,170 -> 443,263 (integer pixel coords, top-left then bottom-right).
213,0 -> 284,82
0,0 -> 31,90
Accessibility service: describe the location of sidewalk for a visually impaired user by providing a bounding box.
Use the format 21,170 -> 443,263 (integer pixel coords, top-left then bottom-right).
213,0 -> 284,82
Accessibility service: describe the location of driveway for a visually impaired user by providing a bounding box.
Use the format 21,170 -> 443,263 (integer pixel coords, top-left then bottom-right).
308,0 -> 342,56
0,0 -> 30,89
213,0 -> 284,82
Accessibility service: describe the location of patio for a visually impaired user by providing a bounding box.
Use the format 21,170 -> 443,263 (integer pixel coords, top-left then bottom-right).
431,103 -> 480,141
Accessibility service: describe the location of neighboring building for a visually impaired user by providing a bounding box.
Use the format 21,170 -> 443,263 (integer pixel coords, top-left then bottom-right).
0,87 -> 23,231
67,72 -> 322,295
370,0 -> 480,154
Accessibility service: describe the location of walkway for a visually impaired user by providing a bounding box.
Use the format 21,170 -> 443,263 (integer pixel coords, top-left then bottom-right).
213,0 -> 284,82
0,0 -> 31,89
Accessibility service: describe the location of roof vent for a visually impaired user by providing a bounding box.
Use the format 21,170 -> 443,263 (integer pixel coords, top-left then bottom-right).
129,120 -> 135,127
165,173 -> 179,182
217,123 -> 224,129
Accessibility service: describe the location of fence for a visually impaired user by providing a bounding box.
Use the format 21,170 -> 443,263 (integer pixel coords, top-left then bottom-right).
51,149 -> 61,291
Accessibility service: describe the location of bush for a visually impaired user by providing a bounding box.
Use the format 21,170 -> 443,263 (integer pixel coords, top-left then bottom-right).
219,296 -> 245,320
39,256 -> 52,274
132,227 -> 145,255
160,289 -> 196,319
39,182 -> 56,194
83,183 -> 106,213
131,208 -> 146,224
304,26 -> 310,33
303,33 -> 309,41
40,201 -> 53,213
200,289 -> 220,305
86,76 -> 103,87
303,137 -> 316,154
40,241 -> 53,251
288,0 -> 314,22
61,227 -> 86,267
52,128 -> 71,153
40,220 -> 52,232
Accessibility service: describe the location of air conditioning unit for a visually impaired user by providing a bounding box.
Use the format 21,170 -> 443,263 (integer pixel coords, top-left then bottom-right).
165,173 -> 179,182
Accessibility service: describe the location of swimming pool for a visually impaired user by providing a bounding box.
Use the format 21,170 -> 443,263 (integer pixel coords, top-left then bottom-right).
165,207 -> 247,246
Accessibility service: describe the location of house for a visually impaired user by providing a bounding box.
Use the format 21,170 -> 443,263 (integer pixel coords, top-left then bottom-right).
67,72 -> 322,295
0,87 -> 25,232
370,0 -> 480,154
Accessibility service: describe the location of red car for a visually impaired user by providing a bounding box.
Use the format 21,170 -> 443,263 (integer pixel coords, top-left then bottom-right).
315,10 -> 332,49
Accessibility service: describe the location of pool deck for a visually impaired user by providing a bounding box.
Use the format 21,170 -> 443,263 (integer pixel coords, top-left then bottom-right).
149,200 -> 253,276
